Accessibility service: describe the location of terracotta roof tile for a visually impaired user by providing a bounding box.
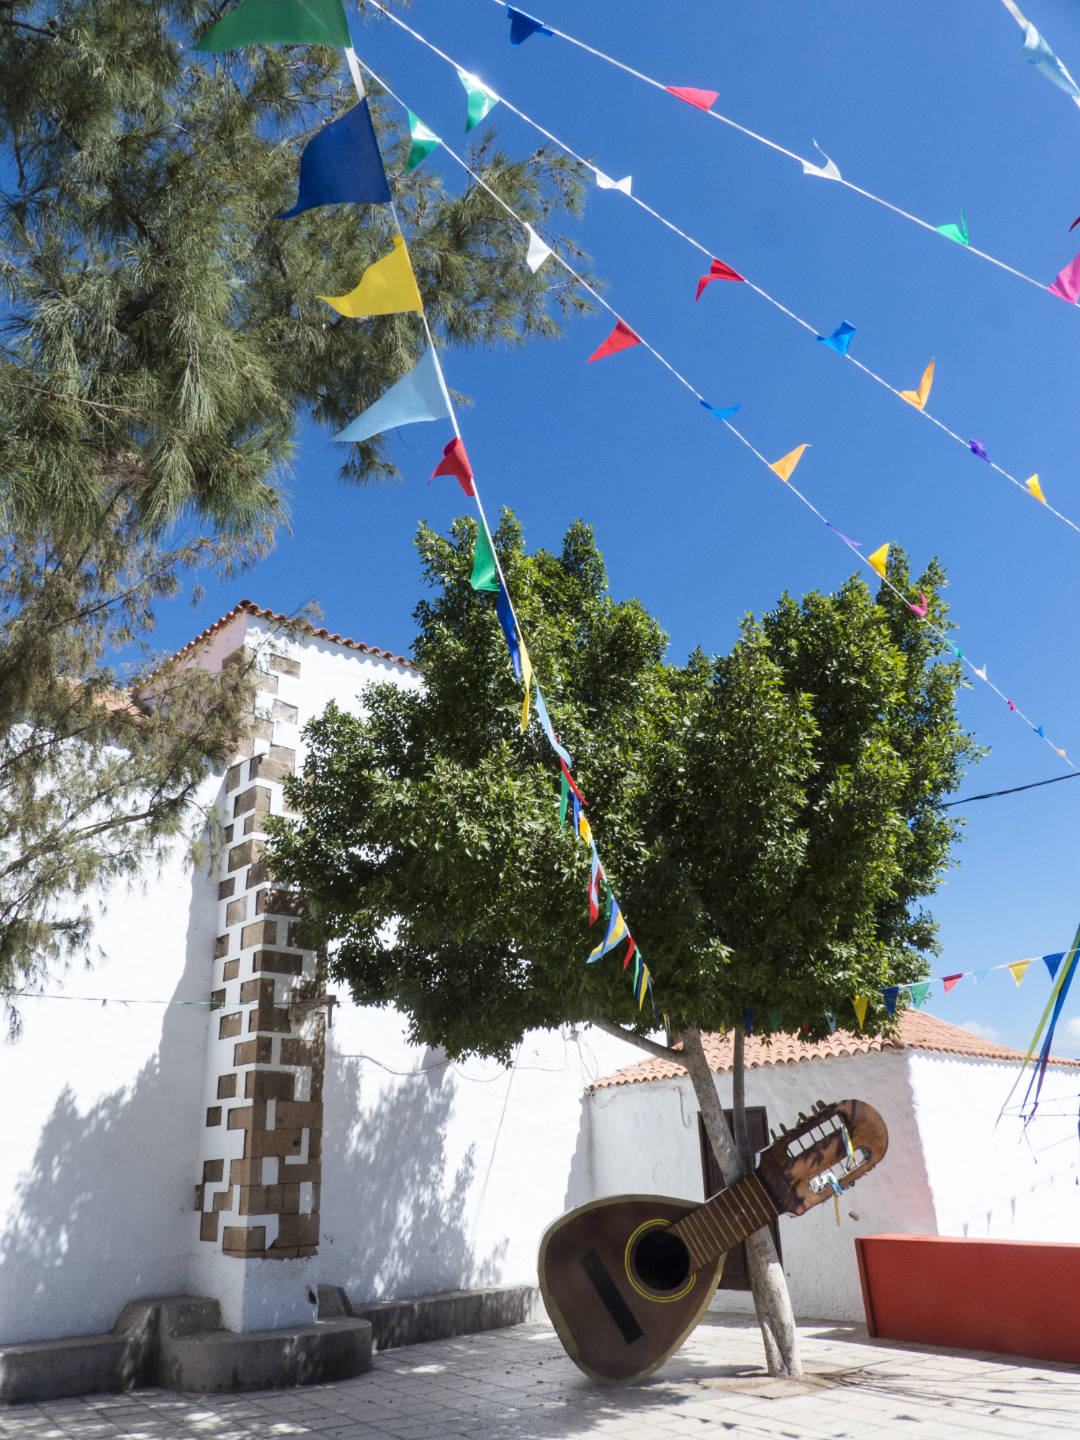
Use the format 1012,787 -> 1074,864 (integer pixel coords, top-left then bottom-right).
169,599 -> 416,670
592,1010 -> 1080,1089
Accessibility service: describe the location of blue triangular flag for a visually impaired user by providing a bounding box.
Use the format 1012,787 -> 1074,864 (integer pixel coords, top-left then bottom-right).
1021,22 -> 1080,101
742,1009 -> 755,1036
534,686 -> 571,767
496,584 -> 522,680
882,985 -> 899,1017
507,5 -> 552,45
276,101 -> 390,218
333,349 -> 450,443
1044,952 -> 1064,983
817,321 -> 856,355
700,400 -> 741,420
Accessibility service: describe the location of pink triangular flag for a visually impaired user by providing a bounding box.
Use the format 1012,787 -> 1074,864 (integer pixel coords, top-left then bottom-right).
1050,250 -> 1080,303
431,437 -> 475,496
696,257 -> 745,300
942,973 -> 964,994
909,592 -> 928,617
587,319 -> 641,363
666,85 -> 719,111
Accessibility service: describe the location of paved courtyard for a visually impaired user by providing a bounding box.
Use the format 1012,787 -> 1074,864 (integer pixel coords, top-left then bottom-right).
1,1313 -> 1077,1440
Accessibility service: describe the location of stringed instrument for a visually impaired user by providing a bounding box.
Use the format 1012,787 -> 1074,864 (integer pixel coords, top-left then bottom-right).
538,1097 -> 887,1382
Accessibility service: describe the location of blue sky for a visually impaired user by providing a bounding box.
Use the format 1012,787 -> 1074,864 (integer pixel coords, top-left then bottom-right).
159,0 -> 1080,1057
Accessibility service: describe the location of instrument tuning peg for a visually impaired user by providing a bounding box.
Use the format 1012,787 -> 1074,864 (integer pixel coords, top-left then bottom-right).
769,1128 -> 779,1142
812,1099 -> 827,1112
796,1111 -> 810,1124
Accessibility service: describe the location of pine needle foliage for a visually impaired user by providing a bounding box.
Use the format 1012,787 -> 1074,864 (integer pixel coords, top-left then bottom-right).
267,514 -> 981,1063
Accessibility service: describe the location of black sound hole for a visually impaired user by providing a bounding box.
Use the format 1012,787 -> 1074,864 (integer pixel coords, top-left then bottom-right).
633,1228 -> 691,1291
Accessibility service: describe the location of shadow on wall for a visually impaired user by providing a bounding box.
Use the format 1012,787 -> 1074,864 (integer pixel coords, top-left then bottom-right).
320,1047 -> 508,1301
0,854 -> 217,1346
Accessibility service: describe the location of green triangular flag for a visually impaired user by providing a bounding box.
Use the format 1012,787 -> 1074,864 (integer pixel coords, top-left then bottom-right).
603,884 -> 614,924
910,981 -> 931,1010
406,111 -> 441,172
768,1010 -> 782,1031
935,205 -> 968,246
558,773 -> 569,829
457,68 -> 499,131
197,0 -> 350,53
470,524 -> 499,592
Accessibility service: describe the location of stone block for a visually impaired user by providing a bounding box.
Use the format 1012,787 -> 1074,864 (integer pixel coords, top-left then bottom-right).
274,1213 -> 319,1249
205,1107 -> 222,1127
247,1003 -> 291,1034
256,887 -> 304,917
218,877 -> 235,900
275,1099 -> 322,1129
241,918 -> 277,949
252,949 -> 302,976
249,745 -> 295,783
225,896 -> 246,926
272,699 -> 299,723
203,1159 -> 224,1183
221,1225 -> 266,1256
268,653 -> 301,677
217,1012 -> 242,1039
233,1036 -> 272,1067
244,1069 -> 295,1102
279,1037 -> 314,1066
228,838 -> 262,872
222,958 -> 240,981
239,976 -> 275,1006
238,1183 -> 300,1216
233,785 -> 272,819
216,1074 -> 237,1100
250,1127 -> 304,1159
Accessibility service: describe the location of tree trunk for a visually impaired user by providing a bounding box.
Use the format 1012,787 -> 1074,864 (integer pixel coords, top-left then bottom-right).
681,1026 -> 803,1378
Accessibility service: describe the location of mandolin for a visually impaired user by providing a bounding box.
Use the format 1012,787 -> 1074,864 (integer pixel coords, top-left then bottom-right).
538,1097 -> 887,1382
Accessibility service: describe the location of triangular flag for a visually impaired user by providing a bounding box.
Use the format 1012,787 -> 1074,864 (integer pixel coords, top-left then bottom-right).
506,5 -> 552,45
1024,475 -> 1046,504
973,663 -> 987,681
1049,250 -> 1080,303
910,982 -> 931,1010
942,974 -> 964,994
695,258 -> 744,300
742,1009 -> 755,1036
431,437 -> 475,497
588,901 -> 628,962
882,986 -> 899,1017
320,235 -> 423,318
534,687 -> 571,767
867,542 -> 889,579
623,938 -> 637,973
520,637 -> 533,733
406,111 -> 440,171
524,225 -> 553,273
1044,953 -> 1064,982
458,69 -> 499,131
973,969 -> 991,985
470,524 -> 500,593
700,401 -> 741,420
768,1010 -> 782,1031
196,0 -> 349,52
637,962 -> 651,1010
1009,960 -> 1032,987
936,206 -> 969,245
666,85 -> 719,111
852,995 -> 869,1030
970,438 -> 989,461
587,851 -> 600,924
275,101 -> 390,217
579,815 -> 593,847
900,358 -> 934,410
333,348 -> 450,443
909,592 -> 928,618
595,170 -> 632,195
1021,22 -> 1080,102
769,444 -> 808,482
802,141 -> 842,181
558,771 -> 569,829
496,585 -> 522,681
817,321 -> 855,355
587,319 -> 641,363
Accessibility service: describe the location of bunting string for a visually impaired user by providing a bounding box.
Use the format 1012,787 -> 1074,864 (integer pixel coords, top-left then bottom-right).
366,0 -> 1080,542
352,56 -> 1080,778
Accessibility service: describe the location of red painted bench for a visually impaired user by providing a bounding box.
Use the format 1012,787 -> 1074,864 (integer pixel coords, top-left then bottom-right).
855,1234 -> 1080,1364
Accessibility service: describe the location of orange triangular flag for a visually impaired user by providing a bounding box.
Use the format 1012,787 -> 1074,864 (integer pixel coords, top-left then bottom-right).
852,994 -> 869,1030
1024,475 -> 1046,504
769,444 -> 808,481
899,358 -> 934,410
867,542 -> 889,578
1008,960 -> 1032,987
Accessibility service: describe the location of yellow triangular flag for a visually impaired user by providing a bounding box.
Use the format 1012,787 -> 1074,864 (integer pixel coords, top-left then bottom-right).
319,235 -> 423,318
520,638 -> 533,733
867,542 -> 889,579
899,358 -> 934,410
1024,475 -> 1046,504
578,814 -> 592,845
769,444 -> 808,482
853,994 -> 869,1030
1008,960 -> 1032,987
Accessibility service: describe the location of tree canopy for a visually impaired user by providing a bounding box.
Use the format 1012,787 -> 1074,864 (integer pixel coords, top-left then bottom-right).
267,512 -> 981,1061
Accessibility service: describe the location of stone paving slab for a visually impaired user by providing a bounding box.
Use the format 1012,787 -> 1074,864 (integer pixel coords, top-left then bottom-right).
1,1313 -> 1078,1440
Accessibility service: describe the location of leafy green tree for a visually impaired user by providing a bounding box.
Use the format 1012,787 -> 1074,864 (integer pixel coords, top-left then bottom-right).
267,513 -> 979,1375
0,0 -> 590,1005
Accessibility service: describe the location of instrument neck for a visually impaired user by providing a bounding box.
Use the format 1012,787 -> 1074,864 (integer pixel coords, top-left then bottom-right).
669,1170 -> 779,1271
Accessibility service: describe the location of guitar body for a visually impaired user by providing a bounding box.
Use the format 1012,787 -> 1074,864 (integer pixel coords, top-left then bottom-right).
538,1194 -> 726,1382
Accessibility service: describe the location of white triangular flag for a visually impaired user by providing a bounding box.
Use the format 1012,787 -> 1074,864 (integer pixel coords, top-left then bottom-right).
802,140 -> 842,182
973,663 -> 988,681
595,169 -> 633,195
524,225 -> 553,273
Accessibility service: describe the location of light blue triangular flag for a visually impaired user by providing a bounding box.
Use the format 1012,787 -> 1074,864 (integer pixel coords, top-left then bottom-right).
1021,22 -> 1080,102
334,349 -> 451,444
817,321 -> 856,355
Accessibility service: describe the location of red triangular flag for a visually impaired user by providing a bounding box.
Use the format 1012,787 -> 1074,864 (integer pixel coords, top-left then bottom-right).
622,938 -> 636,972
587,319 -> 641,363
666,85 -> 719,111
431,437 -> 475,497
695,258 -> 745,301
942,973 -> 964,994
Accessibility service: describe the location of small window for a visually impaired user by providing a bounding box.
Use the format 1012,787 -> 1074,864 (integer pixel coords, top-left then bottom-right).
698,1108 -> 781,1290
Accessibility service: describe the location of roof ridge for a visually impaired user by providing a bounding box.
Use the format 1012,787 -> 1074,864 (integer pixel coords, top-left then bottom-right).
169,599 -> 416,670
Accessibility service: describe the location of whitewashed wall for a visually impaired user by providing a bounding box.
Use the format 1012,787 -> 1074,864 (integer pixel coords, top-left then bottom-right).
584,1050 -> 937,1322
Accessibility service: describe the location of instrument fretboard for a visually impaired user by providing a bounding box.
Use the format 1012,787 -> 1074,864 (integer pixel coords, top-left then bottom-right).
669,1171 -> 778,1271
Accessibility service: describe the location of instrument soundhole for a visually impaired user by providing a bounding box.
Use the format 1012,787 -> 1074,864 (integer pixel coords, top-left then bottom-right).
632,1228 -> 691,1292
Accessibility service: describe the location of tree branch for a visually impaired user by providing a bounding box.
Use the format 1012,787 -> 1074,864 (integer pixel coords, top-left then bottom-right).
587,1013 -> 683,1064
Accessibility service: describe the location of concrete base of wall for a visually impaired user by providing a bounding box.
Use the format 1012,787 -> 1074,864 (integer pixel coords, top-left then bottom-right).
0,1296 -> 372,1405
352,1284 -> 543,1351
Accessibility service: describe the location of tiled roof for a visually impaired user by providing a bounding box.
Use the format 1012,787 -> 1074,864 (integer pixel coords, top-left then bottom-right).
169,600 -> 416,670
592,1010 -> 1080,1089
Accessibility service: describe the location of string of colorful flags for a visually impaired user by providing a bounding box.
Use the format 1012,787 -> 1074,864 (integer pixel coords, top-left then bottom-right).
353,55 -> 1079,782
196,0 -> 660,1024
366,0 -> 1080,540
372,0 -> 1080,306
